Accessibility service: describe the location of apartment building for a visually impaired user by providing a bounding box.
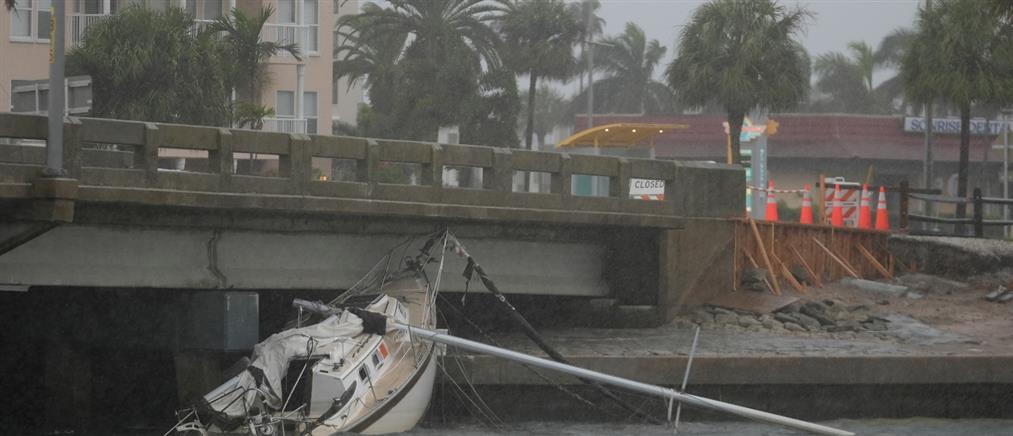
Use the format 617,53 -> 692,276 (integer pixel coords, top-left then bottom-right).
1,0 -> 362,134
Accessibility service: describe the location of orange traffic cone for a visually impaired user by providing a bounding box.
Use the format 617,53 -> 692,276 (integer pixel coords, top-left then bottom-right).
831,184 -> 844,227
857,184 -> 872,229
764,180 -> 779,221
800,184 -> 814,224
875,186 -> 890,231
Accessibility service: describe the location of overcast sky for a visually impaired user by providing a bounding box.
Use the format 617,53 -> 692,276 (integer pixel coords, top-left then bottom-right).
594,0 -> 920,85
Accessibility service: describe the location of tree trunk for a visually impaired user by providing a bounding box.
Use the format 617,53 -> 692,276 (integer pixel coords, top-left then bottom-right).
525,73 -> 538,150
727,111 -> 745,165
956,103 -> 971,220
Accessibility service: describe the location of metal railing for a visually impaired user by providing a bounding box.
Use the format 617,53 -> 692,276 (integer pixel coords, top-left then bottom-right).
898,180 -> 1013,238
262,23 -> 317,56
70,13 -> 110,44
262,117 -> 308,134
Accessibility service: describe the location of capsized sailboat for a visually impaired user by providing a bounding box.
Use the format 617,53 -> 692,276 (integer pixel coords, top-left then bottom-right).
171,231 -> 853,436
173,234 -> 448,436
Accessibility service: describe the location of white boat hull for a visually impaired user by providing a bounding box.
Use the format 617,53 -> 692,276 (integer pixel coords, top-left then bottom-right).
358,349 -> 439,435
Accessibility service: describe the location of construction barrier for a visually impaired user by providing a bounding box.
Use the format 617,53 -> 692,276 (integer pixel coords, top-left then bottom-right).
800,184 -> 814,225
764,181 -> 779,222
750,179 -> 890,232
735,219 -> 894,295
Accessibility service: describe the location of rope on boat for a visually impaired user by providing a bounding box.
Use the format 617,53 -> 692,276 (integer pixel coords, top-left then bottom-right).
438,295 -> 604,413
446,233 -> 662,425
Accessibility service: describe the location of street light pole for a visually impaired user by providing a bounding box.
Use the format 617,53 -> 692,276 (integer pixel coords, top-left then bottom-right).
1004,111 -> 1010,238
45,0 -> 66,177
585,1 -> 593,131
922,0 -> 933,226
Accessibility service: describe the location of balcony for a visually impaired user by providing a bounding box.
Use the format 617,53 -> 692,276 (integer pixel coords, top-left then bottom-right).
71,13 -> 111,45
262,117 -> 308,134
262,23 -> 318,57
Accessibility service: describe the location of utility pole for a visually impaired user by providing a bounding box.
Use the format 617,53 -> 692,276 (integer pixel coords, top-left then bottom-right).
751,110 -> 768,220
922,0 -> 933,226
585,0 -> 594,130
1004,110 -> 1010,238
45,0 -> 67,177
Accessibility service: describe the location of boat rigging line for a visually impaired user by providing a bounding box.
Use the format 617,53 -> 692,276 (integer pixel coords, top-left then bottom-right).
446,233 -> 662,424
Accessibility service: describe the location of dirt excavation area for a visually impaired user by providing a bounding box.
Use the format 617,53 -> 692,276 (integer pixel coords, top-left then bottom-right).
804,273 -> 1013,352
680,234 -> 1013,356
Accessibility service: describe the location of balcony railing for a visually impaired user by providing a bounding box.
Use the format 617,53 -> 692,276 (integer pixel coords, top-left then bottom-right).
262,23 -> 318,56
71,13 -> 110,44
262,117 -> 308,134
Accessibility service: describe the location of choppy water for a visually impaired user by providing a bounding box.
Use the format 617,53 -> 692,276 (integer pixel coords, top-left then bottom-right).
405,419 -> 1013,435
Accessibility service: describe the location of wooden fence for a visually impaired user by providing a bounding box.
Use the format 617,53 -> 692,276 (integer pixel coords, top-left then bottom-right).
734,219 -> 893,294
899,180 -> 1013,238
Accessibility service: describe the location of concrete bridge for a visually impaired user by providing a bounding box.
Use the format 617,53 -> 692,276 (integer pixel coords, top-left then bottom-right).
0,112 -> 737,432
1,112 -> 744,315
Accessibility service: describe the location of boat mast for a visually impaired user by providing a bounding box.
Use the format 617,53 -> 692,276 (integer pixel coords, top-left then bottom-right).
401,324 -> 854,436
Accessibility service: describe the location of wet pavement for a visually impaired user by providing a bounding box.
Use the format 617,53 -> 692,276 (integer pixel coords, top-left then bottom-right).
463,316 -> 989,360
408,418 -> 1013,435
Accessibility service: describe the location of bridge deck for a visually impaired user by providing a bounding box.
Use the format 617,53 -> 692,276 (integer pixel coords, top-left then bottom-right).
0,113 -> 744,228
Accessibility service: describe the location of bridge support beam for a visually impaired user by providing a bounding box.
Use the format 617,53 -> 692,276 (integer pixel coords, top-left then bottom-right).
658,219 -> 737,320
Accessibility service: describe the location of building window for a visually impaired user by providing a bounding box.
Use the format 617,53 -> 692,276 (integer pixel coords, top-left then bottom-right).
304,91 -> 318,134
75,0 -> 104,14
304,0 -> 318,54
203,0 -> 224,20
10,0 -> 51,42
275,91 -> 295,117
277,0 -> 296,24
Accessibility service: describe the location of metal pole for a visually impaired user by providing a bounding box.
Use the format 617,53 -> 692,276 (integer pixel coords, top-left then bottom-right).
45,0 -> 67,177
923,103 -> 934,221
673,326 -> 700,431
585,0 -> 593,130
751,110 -> 768,219
1004,112 -> 1009,238
403,324 -> 854,436
922,0 -> 934,228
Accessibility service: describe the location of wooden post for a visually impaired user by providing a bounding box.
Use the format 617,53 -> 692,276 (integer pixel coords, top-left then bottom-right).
813,236 -> 860,279
790,245 -> 822,288
855,243 -> 893,279
749,218 -> 782,295
973,187 -> 984,238
818,174 -> 826,224
899,180 -> 910,233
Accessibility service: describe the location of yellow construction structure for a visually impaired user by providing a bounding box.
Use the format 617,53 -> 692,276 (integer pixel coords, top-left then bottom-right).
555,123 -> 689,149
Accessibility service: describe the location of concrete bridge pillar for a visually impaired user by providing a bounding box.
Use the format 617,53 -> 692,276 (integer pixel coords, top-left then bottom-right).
658,220 -> 737,320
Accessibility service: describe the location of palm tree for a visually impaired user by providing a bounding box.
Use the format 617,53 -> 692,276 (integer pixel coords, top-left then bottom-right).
334,4 -> 408,117
519,84 -> 568,147
871,28 -> 914,111
234,102 -> 275,130
209,6 -> 301,104
349,0 -> 502,70
68,6 -> 230,125
580,22 -> 675,114
901,0 -> 1013,220
344,0 -> 503,135
499,0 -> 582,149
567,0 -> 605,96
811,41 -> 877,113
666,0 -> 810,164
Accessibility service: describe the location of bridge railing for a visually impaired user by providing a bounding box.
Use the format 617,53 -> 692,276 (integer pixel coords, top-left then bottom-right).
0,113 -> 744,221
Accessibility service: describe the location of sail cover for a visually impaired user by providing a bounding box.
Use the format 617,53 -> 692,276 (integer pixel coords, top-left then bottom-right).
203,308 -> 366,418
